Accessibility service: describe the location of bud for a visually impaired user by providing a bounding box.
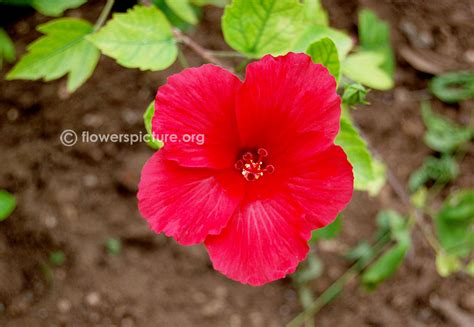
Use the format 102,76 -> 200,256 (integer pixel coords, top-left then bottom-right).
342,83 -> 369,108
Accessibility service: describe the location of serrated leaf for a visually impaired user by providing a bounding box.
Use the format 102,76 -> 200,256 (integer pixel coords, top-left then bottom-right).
88,5 -> 177,71
0,190 -> 16,221
294,25 -> 352,60
342,52 -> 394,90
435,190 -> 474,258
335,112 -> 374,191
165,0 -> 198,24
408,155 -> 459,192
0,28 -> 15,68
436,253 -> 462,277
144,102 -> 163,150
6,18 -> 99,92
430,71 -> 474,103
306,37 -> 340,83
222,0 -> 304,58
311,215 -> 342,242
358,9 -> 394,76
421,101 -> 472,153
303,0 -> 328,26
362,242 -> 409,290
30,0 -> 86,16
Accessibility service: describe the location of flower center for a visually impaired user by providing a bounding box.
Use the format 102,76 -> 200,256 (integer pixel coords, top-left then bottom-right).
234,148 -> 275,181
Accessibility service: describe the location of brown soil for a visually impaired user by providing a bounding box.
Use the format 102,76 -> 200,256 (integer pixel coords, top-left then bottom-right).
0,0 -> 473,326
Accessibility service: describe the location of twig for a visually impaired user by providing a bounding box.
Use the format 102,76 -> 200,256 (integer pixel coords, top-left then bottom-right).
173,29 -> 235,73
287,232 -> 392,327
357,127 -> 441,253
207,50 -> 246,58
93,0 -> 115,32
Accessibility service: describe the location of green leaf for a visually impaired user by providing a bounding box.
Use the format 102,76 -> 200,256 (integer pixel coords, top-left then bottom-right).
342,83 -> 368,108
362,242 -> 409,290
430,72 -> 474,103
435,190 -> 474,258
88,5 -> 177,71
191,0 -> 228,7
165,0 -> 198,24
436,253 -> 462,277
342,52 -> 394,90
410,187 -> 428,209
30,0 -> 86,16
375,210 -> 409,244
346,240 -> 374,267
0,28 -> 15,68
358,159 -> 386,197
6,18 -> 99,92
421,101 -> 472,153
438,189 -> 474,222
222,0 -> 304,58
105,237 -> 122,255
466,260 -> 474,277
49,250 -> 66,266
0,190 -> 16,221
144,102 -> 163,150
358,9 -> 394,76
306,37 -> 340,82
335,111 -> 375,191
408,155 -> 459,192
303,0 -> 328,26
153,0 -> 197,30
294,25 -> 352,60
292,254 -> 323,284
311,215 -> 342,242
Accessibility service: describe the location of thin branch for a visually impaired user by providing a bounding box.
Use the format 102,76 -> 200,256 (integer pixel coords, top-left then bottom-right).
93,0 -> 115,32
173,29 -> 235,73
357,127 -> 441,253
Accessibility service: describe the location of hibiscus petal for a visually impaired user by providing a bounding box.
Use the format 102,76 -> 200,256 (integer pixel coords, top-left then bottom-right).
205,195 -> 311,286
154,64 -> 242,169
287,145 -> 354,229
236,53 -> 341,156
138,152 -> 244,245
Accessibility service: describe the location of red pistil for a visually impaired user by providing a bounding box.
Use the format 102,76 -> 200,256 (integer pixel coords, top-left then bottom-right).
234,148 -> 275,181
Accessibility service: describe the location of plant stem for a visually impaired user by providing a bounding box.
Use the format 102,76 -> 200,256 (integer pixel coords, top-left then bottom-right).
94,0 -> 115,32
177,49 -> 190,69
357,127 -> 442,253
287,232 -> 392,327
173,28 -> 235,72
207,50 -> 246,58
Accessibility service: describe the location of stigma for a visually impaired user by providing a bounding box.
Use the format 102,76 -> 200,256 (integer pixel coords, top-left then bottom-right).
234,148 -> 275,181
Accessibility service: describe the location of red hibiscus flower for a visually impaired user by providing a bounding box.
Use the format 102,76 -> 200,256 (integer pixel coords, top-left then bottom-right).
138,53 -> 354,286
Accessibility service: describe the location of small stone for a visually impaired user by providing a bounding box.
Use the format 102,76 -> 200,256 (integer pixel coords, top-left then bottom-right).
7,108 -> 19,121
121,109 -> 140,125
85,292 -> 100,307
57,299 -> 71,313
83,174 -> 99,188
460,292 -> 474,312
121,317 -> 135,327
464,49 -> 474,64
82,114 -> 104,128
44,214 -> 58,229
229,314 -> 242,327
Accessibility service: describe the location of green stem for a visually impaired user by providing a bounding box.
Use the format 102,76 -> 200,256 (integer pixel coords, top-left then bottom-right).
94,0 -> 115,32
177,49 -> 189,68
287,232 -> 392,327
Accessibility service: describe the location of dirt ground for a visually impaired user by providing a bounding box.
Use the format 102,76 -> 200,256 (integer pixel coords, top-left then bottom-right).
0,0 -> 473,326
